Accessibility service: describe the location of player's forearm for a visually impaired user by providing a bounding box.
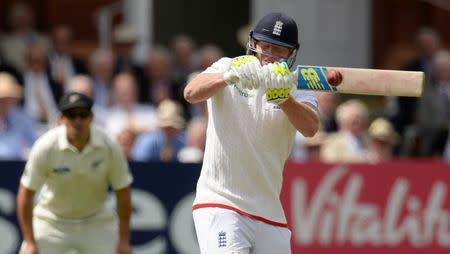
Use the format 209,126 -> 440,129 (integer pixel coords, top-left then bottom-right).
280,97 -> 320,137
116,186 -> 132,244
184,73 -> 227,103
16,185 -> 36,244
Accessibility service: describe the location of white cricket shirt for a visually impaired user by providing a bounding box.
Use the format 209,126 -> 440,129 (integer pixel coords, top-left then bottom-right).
193,57 -> 318,226
20,125 -> 133,221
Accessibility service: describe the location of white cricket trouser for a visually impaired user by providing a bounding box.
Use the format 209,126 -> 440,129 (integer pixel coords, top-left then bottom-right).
19,215 -> 118,254
193,207 -> 291,254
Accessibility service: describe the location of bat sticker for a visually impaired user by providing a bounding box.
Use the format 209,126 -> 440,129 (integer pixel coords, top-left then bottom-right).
297,66 -> 337,92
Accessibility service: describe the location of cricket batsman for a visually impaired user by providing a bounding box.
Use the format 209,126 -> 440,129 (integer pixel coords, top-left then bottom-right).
184,12 -> 322,253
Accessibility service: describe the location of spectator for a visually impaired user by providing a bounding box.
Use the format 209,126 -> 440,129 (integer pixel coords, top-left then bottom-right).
171,35 -> 196,87
88,48 -> 115,108
367,117 -> 399,163
177,117 -> 207,163
116,128 -> 137,160
303,131 -> 327,162
0,72 -> 37,159
185,45 -> 223,119
48,24 -> 87,90
131,99 -> 186,162
420,49 -> 450,157
105,72 -> 158,137
23,43 -> 59,134
389,28 -> 441,144
67,75 -> 107,128
112,24 -> 146,88
140,46 -> 177,106
0,52 -> 23,85
317,91 -> 339,132
196,44 -> 224,72
0,2 -> 49,72
321,99 -> 370,163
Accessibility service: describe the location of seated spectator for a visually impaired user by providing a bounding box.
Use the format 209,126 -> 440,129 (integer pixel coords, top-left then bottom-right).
0,72 -> 37,159
105,72 -> 158,137
88,48 -> 115,108
23,43 -> 59,134
67,75 -> 107,128
416,49 -> 450,156
170,35 -> 196,86
48,24 -> 87,90
303,131 -> 327,162
141,46 -> 177,106
116,128 -> 137,160
131,99 -> 186,162
112,24 -> 146,87
0,53 -> 23,85
0,2 -> 49,72
317,91 -> 339,132
367,118 -> 399,163
321,99 -> 370,163
177,117 -> 207,163
195,44 -> 224,72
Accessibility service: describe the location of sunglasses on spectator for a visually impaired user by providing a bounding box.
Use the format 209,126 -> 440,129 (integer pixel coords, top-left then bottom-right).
63,110 -> 92,119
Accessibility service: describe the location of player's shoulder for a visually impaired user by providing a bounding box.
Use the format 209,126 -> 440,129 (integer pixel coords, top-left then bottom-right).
91,126 -> 123,152
203,57 -> 232,74
32,126 -> 64,152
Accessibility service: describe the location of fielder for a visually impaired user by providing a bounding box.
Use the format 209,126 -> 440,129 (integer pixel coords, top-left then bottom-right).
16,92 -> 133,254
184,12 -> 320,253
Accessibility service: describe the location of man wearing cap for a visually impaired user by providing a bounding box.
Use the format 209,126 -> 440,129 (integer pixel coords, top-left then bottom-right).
130,99 -> 186,162
16,91 -> 133,254
184,12 -> 322,253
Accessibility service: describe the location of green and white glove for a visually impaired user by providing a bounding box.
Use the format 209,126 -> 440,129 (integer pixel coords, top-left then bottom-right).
260,61 -> 294,105
223,55 -> 262,89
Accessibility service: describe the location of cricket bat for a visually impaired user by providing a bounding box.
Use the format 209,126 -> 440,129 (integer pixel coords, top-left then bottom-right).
296,66 -> 424,97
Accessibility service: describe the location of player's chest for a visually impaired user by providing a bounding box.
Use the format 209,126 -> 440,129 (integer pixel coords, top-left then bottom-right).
228,86 -> 285,120
48,150 -> 109,182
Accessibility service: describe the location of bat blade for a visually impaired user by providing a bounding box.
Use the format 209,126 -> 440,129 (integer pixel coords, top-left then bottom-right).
296,65 -> 424,97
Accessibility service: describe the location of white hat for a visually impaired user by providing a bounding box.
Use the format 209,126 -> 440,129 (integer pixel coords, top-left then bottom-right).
368,118 -> 400,144
158,99 -> 185,129
113,24 -> 137,44
0,72 -> 22,99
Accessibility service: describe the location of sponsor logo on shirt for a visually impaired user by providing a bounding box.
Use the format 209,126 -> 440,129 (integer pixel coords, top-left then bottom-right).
52,167 -> 71,174
234,85 -> 251,98
91,159 -> 103,170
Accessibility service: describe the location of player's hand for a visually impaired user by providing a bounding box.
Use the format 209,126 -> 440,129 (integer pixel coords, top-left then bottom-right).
260,61 -> 294,105
117,241 -> 132,254
21,242 -> 39,254
223,55 -> 262,89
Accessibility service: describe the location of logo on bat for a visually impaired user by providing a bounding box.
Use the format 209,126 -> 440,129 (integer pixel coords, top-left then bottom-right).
300,68 -> 326,90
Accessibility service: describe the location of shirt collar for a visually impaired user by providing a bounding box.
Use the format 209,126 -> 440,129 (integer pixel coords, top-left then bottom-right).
58,125 -> 104,151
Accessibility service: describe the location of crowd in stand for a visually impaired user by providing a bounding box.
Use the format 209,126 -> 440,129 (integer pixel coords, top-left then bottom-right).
0,2 -> 449,163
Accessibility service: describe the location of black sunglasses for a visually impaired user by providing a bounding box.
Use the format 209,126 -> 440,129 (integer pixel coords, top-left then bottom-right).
63,110 -> 92,119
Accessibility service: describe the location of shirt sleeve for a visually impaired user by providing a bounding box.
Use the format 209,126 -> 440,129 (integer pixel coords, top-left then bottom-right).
292,89 -> 318,110
20,139 -> 49,191
202,57 -> 231,74
108,139 -> 133,190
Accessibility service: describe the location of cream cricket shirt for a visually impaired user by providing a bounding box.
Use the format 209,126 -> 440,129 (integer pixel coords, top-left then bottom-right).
20,125 -> 133,221
193,57 -> 318,226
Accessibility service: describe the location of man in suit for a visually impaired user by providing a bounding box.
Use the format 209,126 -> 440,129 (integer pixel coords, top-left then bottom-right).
48,25 -> 87,91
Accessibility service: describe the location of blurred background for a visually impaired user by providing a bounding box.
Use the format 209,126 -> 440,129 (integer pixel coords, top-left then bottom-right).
0,0 -> 449,253
0,0 -> 449,161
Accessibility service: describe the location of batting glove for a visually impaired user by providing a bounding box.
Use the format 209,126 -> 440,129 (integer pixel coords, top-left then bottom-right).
223,55 -> 262,89
260,62 -> 294,105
